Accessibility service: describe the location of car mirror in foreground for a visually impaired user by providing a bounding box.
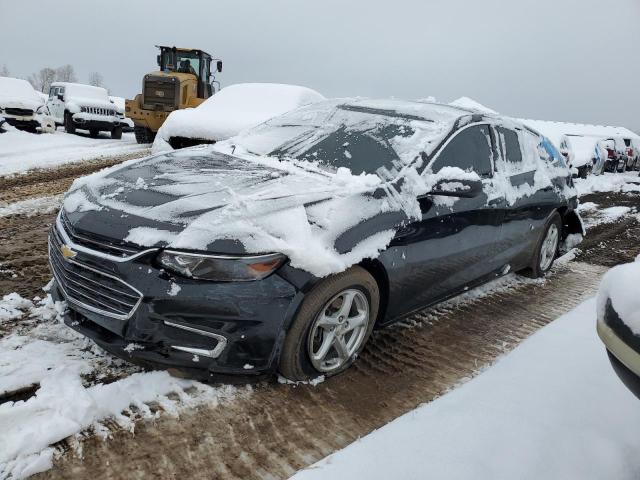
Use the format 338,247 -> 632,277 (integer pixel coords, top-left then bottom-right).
429,178 -> 483,198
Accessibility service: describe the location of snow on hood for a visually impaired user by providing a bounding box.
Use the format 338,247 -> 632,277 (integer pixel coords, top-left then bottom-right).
152,83 -> 325,153
0,77 -> 43,110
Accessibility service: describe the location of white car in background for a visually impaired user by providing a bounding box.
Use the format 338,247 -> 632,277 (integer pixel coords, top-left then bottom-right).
46,82 -> 122,139
558,134 -> 598,178
152,83 -> 325,153
0,76 -> 55,133
109,95 -> 135,132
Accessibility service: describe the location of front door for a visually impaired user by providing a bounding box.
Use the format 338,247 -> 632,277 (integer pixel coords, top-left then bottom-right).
386,124 -> 506,317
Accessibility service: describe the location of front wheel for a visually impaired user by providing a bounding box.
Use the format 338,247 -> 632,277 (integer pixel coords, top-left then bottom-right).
64,112 -> 76,134
111,126 -> 122,139
279,266 -> 379,381
523,212 -> 562,278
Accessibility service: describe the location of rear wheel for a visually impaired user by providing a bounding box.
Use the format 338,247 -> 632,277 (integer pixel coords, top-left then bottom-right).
522,212 -> 562,278
279,266 -> 379,381
64,112 -> 76,134
134,126 -> 155,144
111,126 -> 122,140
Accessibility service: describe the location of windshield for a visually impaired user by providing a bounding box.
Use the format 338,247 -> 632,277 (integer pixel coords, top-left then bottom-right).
161,50 -> 200,76
234,102 -> 430,175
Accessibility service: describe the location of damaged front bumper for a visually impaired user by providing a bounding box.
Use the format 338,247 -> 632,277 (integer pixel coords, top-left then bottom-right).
48,214 -> 307,381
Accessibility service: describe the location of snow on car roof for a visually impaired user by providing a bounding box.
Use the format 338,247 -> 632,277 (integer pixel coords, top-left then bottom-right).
152,83 -> 326,153
0,76 -> 42,103
52,82 -> 110,101
520,118 -> 640,145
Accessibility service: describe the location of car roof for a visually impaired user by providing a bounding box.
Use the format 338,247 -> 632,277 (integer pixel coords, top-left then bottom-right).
336,98 -> 478,124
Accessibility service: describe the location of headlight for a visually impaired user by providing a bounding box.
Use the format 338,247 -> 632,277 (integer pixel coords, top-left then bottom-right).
157,251 -> 286,281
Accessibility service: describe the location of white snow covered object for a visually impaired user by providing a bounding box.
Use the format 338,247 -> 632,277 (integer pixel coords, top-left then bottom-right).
152,83 -> 325,154
0,76 -> 52,133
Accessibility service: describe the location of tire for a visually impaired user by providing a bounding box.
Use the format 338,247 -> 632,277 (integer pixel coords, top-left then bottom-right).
279,266 -> 379,381
64,112 -> 76,134
111,126 -> 122,140
134,126 -> 156,144
578,166 -> 588,179
522,212 -> 562,278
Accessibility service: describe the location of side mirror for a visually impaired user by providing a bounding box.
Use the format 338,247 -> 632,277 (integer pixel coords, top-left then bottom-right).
216,60 -> 223,73
57,94 -> 64,101
429,178 -> 483,198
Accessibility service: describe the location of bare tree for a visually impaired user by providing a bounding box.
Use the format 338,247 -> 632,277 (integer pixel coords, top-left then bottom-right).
28,67 -> 57,93
87,72 -> 105,88
55,64 -> 77,83
0,64 -> 9,77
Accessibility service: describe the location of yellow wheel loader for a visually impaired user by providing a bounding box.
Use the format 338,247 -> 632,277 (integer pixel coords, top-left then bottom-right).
125,46 -> 222,144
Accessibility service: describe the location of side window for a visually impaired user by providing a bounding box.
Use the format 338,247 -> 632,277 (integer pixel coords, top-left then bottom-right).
430,125 -> 493,177
49,87 -> 57,98
496,127 -> 522,164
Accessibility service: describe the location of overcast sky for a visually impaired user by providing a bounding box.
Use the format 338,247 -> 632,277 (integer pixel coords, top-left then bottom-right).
1,0 -> 638,132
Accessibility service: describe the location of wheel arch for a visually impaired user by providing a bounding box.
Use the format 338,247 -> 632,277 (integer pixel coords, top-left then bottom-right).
557,206 -> 584,238
358,258 -> 389,327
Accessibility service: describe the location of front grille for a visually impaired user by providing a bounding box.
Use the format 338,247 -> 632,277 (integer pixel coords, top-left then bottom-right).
80,106 -> 116,116
4,107 -> 33,116
60,211 -> 140,258
49,225 -> 142,320
143,75 -> 178,110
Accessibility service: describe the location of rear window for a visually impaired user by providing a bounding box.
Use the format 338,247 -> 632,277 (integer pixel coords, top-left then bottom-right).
496,127 -> 522,164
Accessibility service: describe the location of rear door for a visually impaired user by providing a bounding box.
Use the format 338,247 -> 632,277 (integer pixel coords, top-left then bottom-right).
492,126 -> 560,270
386,123 -> 506,316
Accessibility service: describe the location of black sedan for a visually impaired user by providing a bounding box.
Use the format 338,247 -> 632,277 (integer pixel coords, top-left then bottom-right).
49,99 -> 583,381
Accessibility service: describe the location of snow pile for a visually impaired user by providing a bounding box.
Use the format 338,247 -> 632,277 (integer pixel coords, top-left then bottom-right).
0,293 -> 33,324
152,83 -> 326,153
292,299 -> 640,480
0,293 -> 243,479
0,129 -> 147,176
0,77 -> 43,110
598,259 -> 640,335
0,195 -> 62,218
574,172 -> 640,196
448,96 -> 497,114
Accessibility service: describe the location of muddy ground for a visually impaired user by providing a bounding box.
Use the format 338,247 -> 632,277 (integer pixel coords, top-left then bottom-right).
1,162 -> 639,479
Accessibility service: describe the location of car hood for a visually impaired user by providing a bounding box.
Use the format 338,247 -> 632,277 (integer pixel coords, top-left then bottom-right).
0,96 -> 42,110
63,146 -> 387,256
67,96 -> 115,110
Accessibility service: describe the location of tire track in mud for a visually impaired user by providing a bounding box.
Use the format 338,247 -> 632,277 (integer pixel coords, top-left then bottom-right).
0,150 -> 150,204
0,151 -> 149,299
37,261 -> 609,480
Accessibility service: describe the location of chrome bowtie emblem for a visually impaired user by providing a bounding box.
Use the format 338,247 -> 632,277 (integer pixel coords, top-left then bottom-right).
60,244 -> 77,260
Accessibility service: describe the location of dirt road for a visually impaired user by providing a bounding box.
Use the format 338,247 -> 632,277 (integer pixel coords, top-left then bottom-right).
0,152 -> 149,298
0,163 -> 637,479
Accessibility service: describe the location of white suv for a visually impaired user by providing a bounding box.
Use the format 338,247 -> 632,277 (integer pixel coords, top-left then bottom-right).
46,82 -> 122,139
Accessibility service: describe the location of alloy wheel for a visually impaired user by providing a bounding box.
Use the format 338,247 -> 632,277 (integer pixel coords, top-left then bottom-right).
307,289 -> 370,373
539,224 -> 559,271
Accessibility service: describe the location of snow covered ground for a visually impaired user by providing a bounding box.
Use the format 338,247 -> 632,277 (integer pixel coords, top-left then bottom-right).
0,293 -> 244,479
0,127 -> 148,176
291,297 -> 640,480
